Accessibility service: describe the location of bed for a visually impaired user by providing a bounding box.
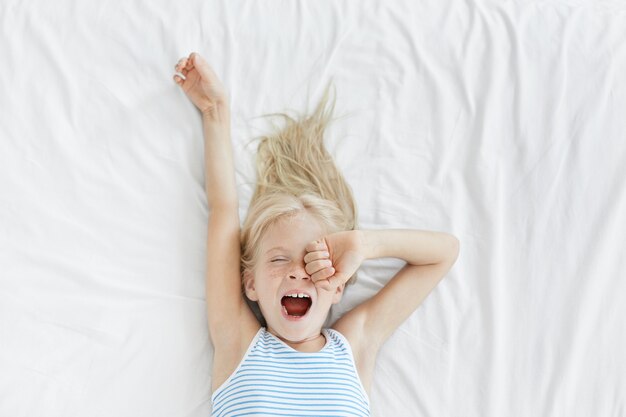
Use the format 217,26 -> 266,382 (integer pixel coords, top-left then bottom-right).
1,1 -> 625,416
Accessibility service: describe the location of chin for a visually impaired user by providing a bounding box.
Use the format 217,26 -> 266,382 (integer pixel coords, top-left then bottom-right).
274,314 -> 322,338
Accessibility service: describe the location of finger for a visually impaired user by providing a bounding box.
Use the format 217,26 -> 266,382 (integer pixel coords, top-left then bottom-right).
176,57 -> 192,72
305,258 -> 332,276
326,273 -> 342,289
186,53 -> 197,69
186,53 -> 223,88
303,250 -> 329,264
173,74 -> 184,85
175,58 -> 187,71
190,52 -> 206,68
311,267 -> 335,283
314,273 -> 342,292
174,69 -> 188,78
189,52 -> 214,76
175,65 -> 189,78
317,275 -> 342,294
314,279 -> 332,292
306,239 -> 328,252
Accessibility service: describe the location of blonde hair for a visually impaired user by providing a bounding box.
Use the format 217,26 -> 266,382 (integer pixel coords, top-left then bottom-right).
241,81 -> 359,289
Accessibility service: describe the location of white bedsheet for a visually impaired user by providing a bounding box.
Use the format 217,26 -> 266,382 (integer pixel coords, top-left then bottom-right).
1,1 -> 625,416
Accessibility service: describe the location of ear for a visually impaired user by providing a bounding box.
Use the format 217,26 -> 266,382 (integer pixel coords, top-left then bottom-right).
243,270 -> 259,301
331,283 -> 345,304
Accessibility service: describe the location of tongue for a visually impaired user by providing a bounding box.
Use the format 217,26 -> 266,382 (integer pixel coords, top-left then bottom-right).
282,297 -> 310,316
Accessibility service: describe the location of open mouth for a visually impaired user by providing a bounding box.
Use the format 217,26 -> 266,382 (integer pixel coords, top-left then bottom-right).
280,294 -> 312,318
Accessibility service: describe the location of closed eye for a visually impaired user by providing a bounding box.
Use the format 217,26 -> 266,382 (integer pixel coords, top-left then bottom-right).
271,259 -> 287,262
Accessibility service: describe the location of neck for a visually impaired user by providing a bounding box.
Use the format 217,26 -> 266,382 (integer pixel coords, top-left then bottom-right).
274,332 -> 323,345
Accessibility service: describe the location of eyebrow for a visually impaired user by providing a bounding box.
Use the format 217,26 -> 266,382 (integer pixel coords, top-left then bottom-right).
265,246 -> 290,254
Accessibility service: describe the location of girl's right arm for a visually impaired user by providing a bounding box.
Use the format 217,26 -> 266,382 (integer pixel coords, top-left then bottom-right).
174,53 -> 259,354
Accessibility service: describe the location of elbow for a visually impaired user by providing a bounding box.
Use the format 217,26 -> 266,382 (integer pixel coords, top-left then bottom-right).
446,235 -> 460,262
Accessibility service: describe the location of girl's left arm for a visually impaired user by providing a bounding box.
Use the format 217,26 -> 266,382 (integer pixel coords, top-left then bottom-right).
333,229 -> 460,349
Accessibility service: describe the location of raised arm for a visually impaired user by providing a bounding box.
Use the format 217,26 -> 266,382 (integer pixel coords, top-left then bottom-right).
174,53 -> 258,354
202,113 -> 253,346
201,113 -> 237,208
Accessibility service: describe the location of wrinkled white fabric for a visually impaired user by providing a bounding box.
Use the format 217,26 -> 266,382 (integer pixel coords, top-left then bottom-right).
1,1 -> 625,416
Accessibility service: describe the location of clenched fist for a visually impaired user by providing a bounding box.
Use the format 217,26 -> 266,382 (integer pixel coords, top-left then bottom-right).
304,230 -> 366,292
173,52 -> 229,121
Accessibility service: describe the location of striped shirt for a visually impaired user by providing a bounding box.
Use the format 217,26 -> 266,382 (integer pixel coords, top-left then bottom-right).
210,327 -> 370,417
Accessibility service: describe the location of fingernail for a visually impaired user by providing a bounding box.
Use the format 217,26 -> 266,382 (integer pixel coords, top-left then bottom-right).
323,252 -> 329,257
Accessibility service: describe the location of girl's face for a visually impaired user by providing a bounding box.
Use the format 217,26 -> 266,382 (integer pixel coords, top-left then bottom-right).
244,211 -> 344,342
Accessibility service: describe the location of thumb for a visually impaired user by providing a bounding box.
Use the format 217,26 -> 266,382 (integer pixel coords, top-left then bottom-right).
326,273 -> 345,290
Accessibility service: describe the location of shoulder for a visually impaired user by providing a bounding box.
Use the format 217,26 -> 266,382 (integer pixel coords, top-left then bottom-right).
211,318 -> 262,396
331,304 -> 370,354
330,306 -> 378,394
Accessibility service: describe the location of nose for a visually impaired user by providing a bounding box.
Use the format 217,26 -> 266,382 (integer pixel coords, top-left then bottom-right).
289,274 -> 310,280
289,259 -> 310,280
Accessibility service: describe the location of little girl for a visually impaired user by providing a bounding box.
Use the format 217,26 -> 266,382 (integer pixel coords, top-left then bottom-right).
174,52 -> 460,417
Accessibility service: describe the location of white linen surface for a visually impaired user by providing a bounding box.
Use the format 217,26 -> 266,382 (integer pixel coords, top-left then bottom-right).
1,1 -> 625,416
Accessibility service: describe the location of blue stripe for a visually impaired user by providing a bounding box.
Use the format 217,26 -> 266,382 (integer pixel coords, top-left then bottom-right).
216,371 -> 364,385
223,373 -> 363,387
233,369 -> 360,381
239,364 -> 357,373
212,328 -> 369,417
214,379 -> 367,408
233,413 -> 346,417
216,400 -> 369,417
215,386 -> 368,400
241,361 -> 356,371
215,394 -> 369,417
216,381 -> 363,400
246,355 -> 352,363
258,336 -> 347,352
214,392 -> 370,416
250,349 -> 338,359
233,412 -> 348,417
216,402 -> 368,417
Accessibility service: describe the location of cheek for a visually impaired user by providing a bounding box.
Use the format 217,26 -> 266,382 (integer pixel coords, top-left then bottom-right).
264,264 -> 288,278
313,294 -> 332,310
255,270 -> 283,292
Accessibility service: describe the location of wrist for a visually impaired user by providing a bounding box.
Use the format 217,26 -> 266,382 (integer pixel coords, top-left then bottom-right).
360,229 -> 459,265
201,103 -> 230,125
359,230 -> 379,261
